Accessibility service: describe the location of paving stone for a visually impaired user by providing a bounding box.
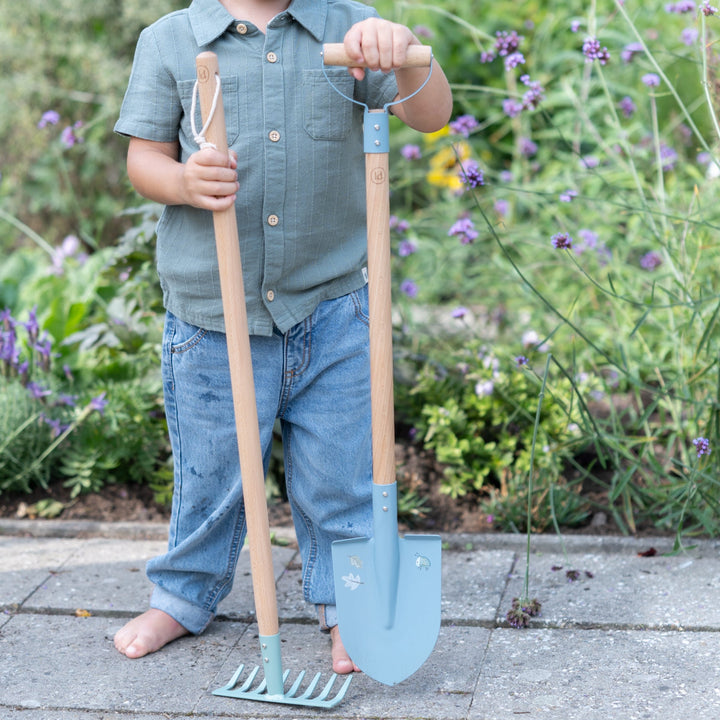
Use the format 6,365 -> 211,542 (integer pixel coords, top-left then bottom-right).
0,537 -> 85,606
502,549 -> 720,628
442,549 -> 515,622
0,613 -> 245,715
470,627 -> 720,720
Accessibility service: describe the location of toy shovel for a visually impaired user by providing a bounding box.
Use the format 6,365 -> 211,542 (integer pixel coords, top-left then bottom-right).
193,52 -> 351,708
323,44 -> 442,686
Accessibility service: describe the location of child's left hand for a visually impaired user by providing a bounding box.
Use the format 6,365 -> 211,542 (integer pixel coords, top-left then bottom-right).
343,18 -> 419,81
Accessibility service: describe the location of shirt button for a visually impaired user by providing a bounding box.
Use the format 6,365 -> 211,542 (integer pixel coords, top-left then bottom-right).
267,214 -> 279,226
266,52 -> 278,63
268,130 -> 281,142
266,290 -> 275,302
236,23 -> 248,34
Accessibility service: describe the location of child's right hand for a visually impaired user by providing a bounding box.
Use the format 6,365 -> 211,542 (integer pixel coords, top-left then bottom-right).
182,148 -> 238,211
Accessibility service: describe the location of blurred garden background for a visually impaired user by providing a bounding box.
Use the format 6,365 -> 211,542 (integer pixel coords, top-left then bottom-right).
2,0 -> 720,543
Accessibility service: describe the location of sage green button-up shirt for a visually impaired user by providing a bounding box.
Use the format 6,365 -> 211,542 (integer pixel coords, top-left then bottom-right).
115,0 -> 398,335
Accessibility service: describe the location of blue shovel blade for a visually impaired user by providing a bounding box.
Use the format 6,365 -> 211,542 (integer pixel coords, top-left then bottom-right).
332,532 -> 441,685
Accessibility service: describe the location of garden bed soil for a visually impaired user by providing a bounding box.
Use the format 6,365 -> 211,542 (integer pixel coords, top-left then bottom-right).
0,442 -> 631,536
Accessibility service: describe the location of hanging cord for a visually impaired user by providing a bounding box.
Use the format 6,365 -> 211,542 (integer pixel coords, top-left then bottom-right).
190,73 -> 221,149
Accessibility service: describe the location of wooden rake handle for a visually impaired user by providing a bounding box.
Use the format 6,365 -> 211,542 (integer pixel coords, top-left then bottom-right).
322,45 -> 432,488
195,52 -> 279,637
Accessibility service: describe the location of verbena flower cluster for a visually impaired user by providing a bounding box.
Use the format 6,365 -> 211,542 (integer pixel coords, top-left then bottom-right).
582,36 -> 611,64
693,437 -> 711,457
1,308 -> 107,439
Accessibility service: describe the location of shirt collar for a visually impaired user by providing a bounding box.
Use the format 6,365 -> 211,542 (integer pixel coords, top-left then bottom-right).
189,0 -> 327,46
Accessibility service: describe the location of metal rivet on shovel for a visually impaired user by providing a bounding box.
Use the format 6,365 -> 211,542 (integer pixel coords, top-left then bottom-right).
194,52 -> 351,709
322,44 -> 442,687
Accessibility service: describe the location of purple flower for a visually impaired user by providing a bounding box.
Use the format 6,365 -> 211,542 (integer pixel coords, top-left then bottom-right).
618,95 -> 637,118
580,155 -> 600,169
559,189 -> 578,202
63,364 -> 74,382
389,216 -> 410,234
398,239 -> 418,257
660,143 -> 678,171
515,355 -> 529,366
23,307 -> 40,343
551,232 -> 573,250
583,36 -> 611,64
449,114 -> 479,138
504,52 -> 526,71
56,394 -> 78,407
702,1 -> 718,15
400,279 -> 418,299
448,217 -> 479,244
37,110 -> 60,129
693,437 -> 711,457
480,50 -> 497,63
44,417 -> 71,439
503,98 -> 524,118
1,329 -> 20,367
665,0 -> 696,11
413,25 -> 434,39
571,20 -> 582,33
520,75 -> 545,110
27,382 -> 52,400
90,392 -> 108,415
459,160 -> 484,189
451,306 -> 468,319
60,121 -> 83,149
621,42 -> 644,63
494,199 -> 510,216
640,251 -> 663,270
642,73 -> 661,88
0,308 -> 13,330
401,144 -> 422,160
681,27 -> 699,46
519,137 -> 538,157
495,30 -> 523,56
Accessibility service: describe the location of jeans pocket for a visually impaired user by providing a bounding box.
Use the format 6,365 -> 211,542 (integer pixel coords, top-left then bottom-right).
168,314 -> 209,355
302,69 -> 354,140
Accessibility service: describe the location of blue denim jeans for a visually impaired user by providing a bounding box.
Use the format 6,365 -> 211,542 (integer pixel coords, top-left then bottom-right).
147,287 -> 373,635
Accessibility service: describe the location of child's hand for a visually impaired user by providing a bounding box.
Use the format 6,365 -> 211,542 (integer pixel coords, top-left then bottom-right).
343,18 -> 418,81
182,148 -> 238,211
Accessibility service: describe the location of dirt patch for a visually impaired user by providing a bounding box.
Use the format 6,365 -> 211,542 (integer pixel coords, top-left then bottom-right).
0,441 -> 620,535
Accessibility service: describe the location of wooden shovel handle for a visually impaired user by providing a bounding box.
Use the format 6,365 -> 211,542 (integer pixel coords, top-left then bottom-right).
195,52 -> 278,637
322,43 -> 432,68
364,145 -> 397,487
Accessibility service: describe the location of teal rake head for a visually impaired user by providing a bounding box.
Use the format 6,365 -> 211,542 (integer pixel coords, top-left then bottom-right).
212,633 -> 352,708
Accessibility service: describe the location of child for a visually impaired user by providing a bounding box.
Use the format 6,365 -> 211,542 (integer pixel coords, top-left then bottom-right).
112,0 -> 452,674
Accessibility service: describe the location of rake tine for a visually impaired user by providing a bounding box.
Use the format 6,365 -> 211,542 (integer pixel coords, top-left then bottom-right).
297,671 -> 323,700
320,673 -> 354,704
285,670 -> 306,698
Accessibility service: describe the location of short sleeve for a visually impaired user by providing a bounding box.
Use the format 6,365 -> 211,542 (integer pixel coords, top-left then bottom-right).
114,27 -> 182,142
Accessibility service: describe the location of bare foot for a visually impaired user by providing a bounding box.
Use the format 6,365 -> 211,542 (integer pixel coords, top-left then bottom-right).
114,608 -> 189,659
330,625 -> 360,674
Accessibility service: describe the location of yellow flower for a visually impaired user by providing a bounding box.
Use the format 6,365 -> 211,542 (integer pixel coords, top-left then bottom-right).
426,139 -> 472,191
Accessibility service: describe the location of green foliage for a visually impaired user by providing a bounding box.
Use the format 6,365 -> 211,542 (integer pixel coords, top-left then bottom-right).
4,0 -> 720,542
404,346 -> 592,530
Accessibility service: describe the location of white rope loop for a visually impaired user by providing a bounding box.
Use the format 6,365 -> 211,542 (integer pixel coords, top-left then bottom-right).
190,73 -> 221,149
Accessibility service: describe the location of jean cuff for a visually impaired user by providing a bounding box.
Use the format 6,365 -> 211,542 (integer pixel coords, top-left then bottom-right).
316,604 -> 338,633
150,585 -> 214,635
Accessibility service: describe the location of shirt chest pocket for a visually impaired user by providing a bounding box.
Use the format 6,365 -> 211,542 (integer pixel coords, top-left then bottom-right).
177,76 -> 241,147
302,70 -> 354,141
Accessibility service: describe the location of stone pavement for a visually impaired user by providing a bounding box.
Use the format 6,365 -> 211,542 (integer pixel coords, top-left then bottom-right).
1,520 -> 719,719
